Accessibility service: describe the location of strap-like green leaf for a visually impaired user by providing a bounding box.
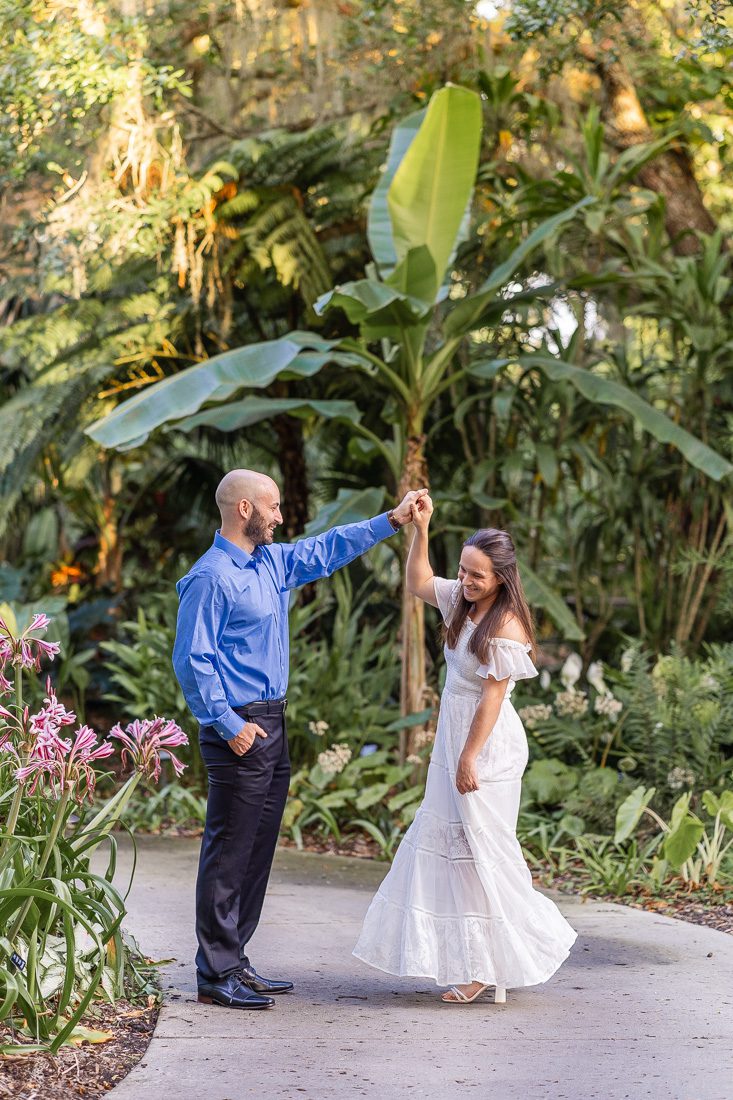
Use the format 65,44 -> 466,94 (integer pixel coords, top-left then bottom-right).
445,198 -> 595,337
385,85 -> 482,302
303,487 -> 386,536
367,109 -> 425,276
614,786 -> 657,844
86,335 -> 358,450
172,397 -> 361,434
516,555 -> 585,641
502,353 -> 733,482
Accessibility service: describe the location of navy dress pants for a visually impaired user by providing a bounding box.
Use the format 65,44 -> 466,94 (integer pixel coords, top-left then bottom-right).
195,703 -> 290,982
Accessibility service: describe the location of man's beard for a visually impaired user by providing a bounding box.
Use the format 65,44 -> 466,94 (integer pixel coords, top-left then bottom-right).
244,505 -> 273,546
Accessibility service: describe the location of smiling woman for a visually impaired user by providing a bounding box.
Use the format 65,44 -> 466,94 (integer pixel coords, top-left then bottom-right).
354,495 -> 576,1005
446,530 -> 536,661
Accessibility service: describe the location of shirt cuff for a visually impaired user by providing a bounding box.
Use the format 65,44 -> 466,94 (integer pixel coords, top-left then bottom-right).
372,511 -> 398,539
213,708 -> 245,740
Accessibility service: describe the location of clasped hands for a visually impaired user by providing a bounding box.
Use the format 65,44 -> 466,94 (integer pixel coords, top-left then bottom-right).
394,488 -> 433,529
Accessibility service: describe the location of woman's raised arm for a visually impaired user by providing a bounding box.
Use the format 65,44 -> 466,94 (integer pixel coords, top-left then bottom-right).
405,494 -> 438,607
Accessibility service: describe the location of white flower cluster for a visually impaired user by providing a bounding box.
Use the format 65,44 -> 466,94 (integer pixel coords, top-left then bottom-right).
317,743 -> 352,776
554,689 -> 589,717
406,753 -> 422,765
594,694 -> 623,719
667,766 -> 695,791
412,726 -> 435,751
518,703 -> 553,730
308,720 -> 330,737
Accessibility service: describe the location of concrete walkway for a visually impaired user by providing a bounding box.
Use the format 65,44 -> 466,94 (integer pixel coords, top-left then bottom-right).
106,836 -> 733,1100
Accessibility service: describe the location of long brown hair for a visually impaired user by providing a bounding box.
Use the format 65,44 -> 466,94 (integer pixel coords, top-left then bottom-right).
442,529 -> 536,662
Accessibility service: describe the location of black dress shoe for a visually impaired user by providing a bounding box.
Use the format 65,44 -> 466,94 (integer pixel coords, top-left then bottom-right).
197,973 -> 275,1009
238,963 -> 294,995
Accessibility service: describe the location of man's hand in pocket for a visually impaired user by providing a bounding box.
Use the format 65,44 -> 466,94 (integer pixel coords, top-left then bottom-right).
229,722 -> 268,756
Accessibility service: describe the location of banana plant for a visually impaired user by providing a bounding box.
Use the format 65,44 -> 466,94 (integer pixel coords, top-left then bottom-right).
87,84 -> 732,753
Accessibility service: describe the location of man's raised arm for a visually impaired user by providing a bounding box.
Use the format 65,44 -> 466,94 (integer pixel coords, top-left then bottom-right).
275,490 -> 427,591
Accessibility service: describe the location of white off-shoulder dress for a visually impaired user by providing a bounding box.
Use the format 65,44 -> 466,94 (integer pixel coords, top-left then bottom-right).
353,576 -> 577,988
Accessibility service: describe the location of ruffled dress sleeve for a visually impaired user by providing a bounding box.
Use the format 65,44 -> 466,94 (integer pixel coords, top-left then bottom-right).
476,639 -> 538,683
432,577 -> 461,622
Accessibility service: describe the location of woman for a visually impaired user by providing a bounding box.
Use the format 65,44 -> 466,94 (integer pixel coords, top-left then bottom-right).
353,494 -> 577,1004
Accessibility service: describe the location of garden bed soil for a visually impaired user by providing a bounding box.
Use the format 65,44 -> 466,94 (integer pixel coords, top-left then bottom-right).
0,997 -> 159,1100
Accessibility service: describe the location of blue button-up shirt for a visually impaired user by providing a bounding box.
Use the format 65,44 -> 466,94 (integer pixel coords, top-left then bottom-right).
173,513 -> 395,740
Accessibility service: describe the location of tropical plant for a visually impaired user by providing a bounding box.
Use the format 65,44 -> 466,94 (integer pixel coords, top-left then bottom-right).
285,570 -> 403,766
515,646 -> 733,805
100,596 -> 200,779
615,784 -> 733,887
284,747 -> 425,859
0,611 -> 187,1051
86,84 -> 731,755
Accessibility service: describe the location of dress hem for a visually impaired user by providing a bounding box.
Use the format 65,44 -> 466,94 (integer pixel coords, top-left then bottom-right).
351,931 -> 577,989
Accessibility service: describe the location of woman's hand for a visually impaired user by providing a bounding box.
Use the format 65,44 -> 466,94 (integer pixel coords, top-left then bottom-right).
456,750 -> 479,795
411,493 -> 433,531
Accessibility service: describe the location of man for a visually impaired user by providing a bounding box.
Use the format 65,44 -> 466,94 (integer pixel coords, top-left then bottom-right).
173,469 -> 426,1009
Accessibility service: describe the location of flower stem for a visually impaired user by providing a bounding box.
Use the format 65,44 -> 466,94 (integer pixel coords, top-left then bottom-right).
0,665 -> 26,856
70,772 -> 141,857
2,786 -> 72,964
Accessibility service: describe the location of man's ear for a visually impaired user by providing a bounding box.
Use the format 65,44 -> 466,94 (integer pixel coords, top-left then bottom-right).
239,498 -> 252,519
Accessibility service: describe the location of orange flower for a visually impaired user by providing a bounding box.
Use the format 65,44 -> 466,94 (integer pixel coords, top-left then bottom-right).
50,563 -> 84,588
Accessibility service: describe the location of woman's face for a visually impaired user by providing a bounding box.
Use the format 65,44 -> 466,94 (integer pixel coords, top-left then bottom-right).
458,544 -> 502,604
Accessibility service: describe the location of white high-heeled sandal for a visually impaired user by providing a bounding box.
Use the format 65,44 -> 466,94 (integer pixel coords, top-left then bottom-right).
441,983 -> 507,1005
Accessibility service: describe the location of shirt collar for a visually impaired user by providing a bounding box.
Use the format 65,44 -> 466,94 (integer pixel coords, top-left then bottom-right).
213,530 -> 256,569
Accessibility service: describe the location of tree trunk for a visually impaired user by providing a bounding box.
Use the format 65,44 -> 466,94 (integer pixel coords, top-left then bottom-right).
272,413 -> 309,538
582,40 -> 719,255
95,460 -> 123,591
397,430 -> 430,762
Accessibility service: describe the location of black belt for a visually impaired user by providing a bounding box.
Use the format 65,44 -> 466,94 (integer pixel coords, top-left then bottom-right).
234,698 -> 287,718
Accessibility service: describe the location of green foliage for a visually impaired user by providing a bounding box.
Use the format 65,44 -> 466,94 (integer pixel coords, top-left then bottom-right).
284,748 -> 424,858
614,784 -> 733,885
99,597 -> 202,784
101,601 -> 185,722
118,783 -> 208,835
0,619 -> 179,1051
516,646 -> 733,807
286,571 -> 401,765
0,0 -> 190,182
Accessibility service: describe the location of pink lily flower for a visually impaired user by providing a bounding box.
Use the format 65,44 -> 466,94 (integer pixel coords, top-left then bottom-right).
16,723 -> 115,803
28,614 -> 51,633
109,716 -> 188,783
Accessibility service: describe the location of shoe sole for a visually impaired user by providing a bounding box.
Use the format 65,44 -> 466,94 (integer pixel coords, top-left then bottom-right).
197,995 -> 274,1009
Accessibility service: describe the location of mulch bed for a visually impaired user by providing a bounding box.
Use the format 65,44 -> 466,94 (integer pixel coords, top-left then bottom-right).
0,998 -> 159,1100
541,869 -> 733,934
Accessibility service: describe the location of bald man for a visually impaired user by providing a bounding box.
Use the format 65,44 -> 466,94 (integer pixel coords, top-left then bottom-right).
173,471 -> 426,1010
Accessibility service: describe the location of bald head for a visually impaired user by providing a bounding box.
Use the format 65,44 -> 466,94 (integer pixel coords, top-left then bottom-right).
215,469 -> 276,518
215,469 -> 282,551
